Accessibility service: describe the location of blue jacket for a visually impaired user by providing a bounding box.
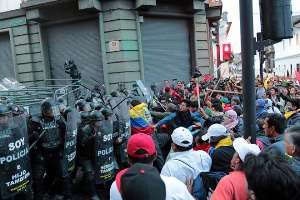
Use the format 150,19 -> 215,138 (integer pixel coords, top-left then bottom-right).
156,111 -> 205,129
263,134 -> 286,156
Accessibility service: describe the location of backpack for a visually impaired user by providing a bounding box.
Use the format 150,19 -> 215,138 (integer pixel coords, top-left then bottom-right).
192,171 -> 227,200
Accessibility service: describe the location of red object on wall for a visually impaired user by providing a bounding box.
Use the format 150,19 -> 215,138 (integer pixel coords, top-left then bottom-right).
222,43 -> 231,61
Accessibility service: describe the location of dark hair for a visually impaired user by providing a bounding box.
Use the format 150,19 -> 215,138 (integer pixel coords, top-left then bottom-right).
266,113 -> 286,134
286,98 -> 300,110
212,103 -> 223,112
232,98 -> 240,105
271,87 -> 279,93
285,126 -> 300,153
182,99 -> 191,107
130,100 -> 141,107
174,143 -> 193,151
128,149 -> 156,165
265,91 -> 271,98
259,81 -> 264,85
232,105 -> 242,116
244,153 -> 300,200
195,130 -> 208,143
190,101 -> 198,108
165,87 -> 170,93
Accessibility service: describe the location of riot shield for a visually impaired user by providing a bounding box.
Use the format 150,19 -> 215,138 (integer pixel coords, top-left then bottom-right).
94,119 -> 114,184
118,99 -> 131,163
0,114 -> 32,199
62,110 -> 78,177
136,80 -> 151,103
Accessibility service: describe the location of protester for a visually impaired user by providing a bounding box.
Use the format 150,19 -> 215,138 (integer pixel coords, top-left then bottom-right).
110,133 -> 195,200
244,153 -> 300,200
210,138 -> 261,200
202,124 -> 235,174
263,113 -> 287,156
284,126 -> 300,178
161,127 -> 211,184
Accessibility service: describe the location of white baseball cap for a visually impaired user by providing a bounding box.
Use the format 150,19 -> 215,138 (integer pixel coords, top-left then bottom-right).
233,138 -> 261,162
171,127 -> 193,147
201,124 -> 227,141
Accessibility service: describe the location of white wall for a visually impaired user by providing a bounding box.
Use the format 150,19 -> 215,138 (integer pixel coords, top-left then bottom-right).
0,0 -> 20,13
274,24 -> 300,77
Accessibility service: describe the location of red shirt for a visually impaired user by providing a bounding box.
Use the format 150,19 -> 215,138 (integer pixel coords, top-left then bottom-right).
210,171 -> 248,200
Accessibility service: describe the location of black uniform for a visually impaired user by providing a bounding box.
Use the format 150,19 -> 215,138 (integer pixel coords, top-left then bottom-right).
28,99 -> 72,200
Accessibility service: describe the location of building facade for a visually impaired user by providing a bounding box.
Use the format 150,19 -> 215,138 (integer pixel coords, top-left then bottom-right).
274,15 -> 300,78
0,0 -> 222,91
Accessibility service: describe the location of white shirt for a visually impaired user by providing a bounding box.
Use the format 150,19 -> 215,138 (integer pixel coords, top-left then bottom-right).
267,106 -> 282,114
161,149 -> 212,184
109,175 -> 195,200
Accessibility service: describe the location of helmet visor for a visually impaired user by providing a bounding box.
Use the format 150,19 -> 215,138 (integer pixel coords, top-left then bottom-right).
43,105 -> 60,117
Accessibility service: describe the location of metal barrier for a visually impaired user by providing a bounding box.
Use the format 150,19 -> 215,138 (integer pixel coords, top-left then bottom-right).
0,79 -> 84,116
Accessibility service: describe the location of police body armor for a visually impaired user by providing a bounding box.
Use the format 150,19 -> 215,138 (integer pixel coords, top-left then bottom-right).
117,99 -> 131,163
62,110 -> 78,177
94,119 -> 114,184
0,115 -> 32,199
32,116 -> 62,151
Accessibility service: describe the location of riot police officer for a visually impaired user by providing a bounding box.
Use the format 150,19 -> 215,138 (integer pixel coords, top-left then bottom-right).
0,105 -> 33,200
28,98 -> 72,200
77,111 -> 104,200
75,99 -> 91,112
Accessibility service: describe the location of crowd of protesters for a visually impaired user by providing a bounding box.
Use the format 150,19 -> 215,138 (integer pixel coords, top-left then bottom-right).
2,73 -> 300,200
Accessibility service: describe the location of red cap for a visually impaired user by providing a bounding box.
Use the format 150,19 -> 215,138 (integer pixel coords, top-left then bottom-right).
127,133 -> 156,158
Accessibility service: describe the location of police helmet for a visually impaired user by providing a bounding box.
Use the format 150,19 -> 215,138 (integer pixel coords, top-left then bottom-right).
18,106 -> 26,115
75,100 -> 91,112
80,111 -> 90,121
64,59 -> 75,70
110,90 -> 119,97
118,82 -> 125,87
150,83 -> 157,90
7,104 -> 20,116
89,111 -> 104,122
101,107 -> 113,117
63,107 -> 77,121
94,103 -> 104,111
41,98 -> 59,117
6,99 -> 16,105
0,105 -> 10,116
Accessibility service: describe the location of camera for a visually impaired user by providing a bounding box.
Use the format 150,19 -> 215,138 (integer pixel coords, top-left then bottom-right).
224,78 -> 230,82
192,70 -> 202,78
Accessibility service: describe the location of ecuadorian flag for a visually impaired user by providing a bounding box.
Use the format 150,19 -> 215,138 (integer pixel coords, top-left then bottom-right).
130,102 -> 155,135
